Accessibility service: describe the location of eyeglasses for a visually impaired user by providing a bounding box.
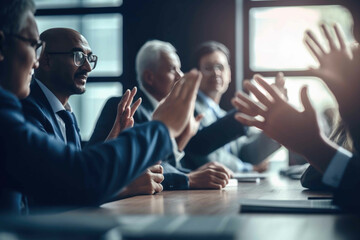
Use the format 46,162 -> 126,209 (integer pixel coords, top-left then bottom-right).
8,34 -> 45,60
200,64 -> 228,75
47,51 -> 98,70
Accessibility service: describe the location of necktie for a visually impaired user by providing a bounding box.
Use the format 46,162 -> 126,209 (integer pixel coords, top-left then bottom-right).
57,110 -> 81,150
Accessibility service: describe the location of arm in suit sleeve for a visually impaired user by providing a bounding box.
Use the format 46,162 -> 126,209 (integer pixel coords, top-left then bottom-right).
185,109 -> 247,155
0,90 -> 173,208
161,162 -> 189,190
88,97 -> 120,146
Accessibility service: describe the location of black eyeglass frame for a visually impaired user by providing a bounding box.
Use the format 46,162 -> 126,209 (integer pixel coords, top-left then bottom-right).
7,34 -> 45,60
47,51 -> 98,70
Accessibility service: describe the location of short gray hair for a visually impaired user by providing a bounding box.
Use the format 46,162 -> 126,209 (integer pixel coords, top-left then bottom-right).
0,0 -> 36,35
135,40 -> 178,87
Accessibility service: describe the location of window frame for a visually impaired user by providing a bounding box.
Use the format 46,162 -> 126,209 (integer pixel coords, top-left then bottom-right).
239,0 -> 344,86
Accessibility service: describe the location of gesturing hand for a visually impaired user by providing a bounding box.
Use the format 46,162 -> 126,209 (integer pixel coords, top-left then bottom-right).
305,24 -> 360,129
106,87 -> 142,141
231,75 -> 322,160
153,69 -> 202,138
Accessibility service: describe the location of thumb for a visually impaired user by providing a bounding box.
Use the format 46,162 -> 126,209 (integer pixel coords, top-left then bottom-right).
300,86 -> 315,115
195,113 -> 204,122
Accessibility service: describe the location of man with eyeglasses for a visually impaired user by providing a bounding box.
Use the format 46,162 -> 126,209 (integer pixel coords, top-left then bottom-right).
21,28 -> 99,150
182,41 -> 281,173
21,28 -> 166,202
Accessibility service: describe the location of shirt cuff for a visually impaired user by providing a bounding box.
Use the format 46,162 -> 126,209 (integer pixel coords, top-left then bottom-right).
170,137 -> 185,168
322,147 -> 352,188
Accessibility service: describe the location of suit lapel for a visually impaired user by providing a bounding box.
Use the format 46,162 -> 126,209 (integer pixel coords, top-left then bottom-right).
134,89 -> 155,123
30,81 -> 65,142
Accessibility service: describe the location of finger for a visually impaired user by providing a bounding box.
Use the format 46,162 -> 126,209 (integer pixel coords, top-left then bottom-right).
254,75 -> 283,102
130,98 -> 142,117
124,118 -> 134,129
275,72 -> 285,88
118,89 -> 130,113
300,85 -> 315,115
210,174 -> 228,187
305,30 -> 326,54
206,182 -> 222,189
321,24 -> 337,50
210,170 -> 229,182
304,38 -> 322,63
195,114 -> 204,122
233,91 -> 267,116
234,112 -> 265,130
180,69 -> 202,101
245,80 -> 273,108
207,165 -> 231,179
169,78 -> 184,99
149,164 -> 163,174
120,107 -> 131,125
126,87 -> 137,110
154,183 -> 163,193
333,24 -> 346,50
151,173 -> 165,183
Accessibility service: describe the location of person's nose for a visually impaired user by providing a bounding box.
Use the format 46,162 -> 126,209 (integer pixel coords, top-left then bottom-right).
82,58 -> 92,72
33,59 -> 39,70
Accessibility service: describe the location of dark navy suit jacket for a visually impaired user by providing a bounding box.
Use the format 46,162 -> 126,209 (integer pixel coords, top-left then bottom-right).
89,89 -> 190,190
21,81 -> 73,143
0,86 -> 173,214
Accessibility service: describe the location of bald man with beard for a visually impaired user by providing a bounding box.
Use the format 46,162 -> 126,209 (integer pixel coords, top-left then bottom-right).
21,28 -> 167,206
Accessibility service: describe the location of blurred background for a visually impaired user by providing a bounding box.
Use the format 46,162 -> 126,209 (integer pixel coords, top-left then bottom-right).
33,0 -> 353,158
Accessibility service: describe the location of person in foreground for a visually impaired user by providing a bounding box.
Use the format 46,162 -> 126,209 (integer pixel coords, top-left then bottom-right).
0,0 -> 201,214
90,40 -> 233,190
21,28 -> 165,201
231,1 -> 360,210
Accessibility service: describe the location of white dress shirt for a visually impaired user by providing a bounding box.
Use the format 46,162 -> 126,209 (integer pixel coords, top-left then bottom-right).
36,79 -> 73,144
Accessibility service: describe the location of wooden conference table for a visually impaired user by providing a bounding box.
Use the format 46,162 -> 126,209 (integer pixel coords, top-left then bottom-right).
69,173 -> 360,240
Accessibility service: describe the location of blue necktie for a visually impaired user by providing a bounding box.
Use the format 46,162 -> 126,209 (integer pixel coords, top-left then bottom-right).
57,110 -> 81,150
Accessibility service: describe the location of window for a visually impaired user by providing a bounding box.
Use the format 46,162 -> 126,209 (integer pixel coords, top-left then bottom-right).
35,0 -> 122,9
249,5 -> 353,71
238,0 -> 353,165
36,14 -> 123,77
34,1 -> 124,141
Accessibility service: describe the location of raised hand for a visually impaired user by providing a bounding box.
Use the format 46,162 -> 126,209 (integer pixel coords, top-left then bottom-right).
232,75 -> 322,160
118,163 -> 164,198
304,24 -> 360,129
273,72 -> 287,100
153,69 -> 202,138
106,87 -> 142,141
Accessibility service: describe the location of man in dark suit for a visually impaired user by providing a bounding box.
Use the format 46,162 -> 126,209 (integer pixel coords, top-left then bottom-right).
0,0 -> 201,214
183,41 -> 281,172
22,28 -> 164,199
90,40 -> 233,190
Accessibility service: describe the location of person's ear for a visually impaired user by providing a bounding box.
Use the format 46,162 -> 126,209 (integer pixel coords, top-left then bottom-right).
142,69 -> 155,86
0,31 -> 5,61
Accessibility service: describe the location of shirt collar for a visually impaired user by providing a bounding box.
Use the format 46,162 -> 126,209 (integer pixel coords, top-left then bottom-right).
140,85 -> 160,110
197,90 -> 221,112
36,79 -> 72,113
